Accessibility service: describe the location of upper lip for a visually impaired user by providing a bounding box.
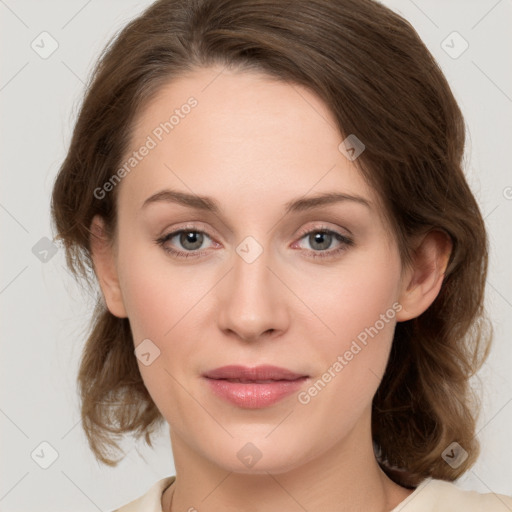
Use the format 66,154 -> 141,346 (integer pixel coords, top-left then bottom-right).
203,365 -> 308,381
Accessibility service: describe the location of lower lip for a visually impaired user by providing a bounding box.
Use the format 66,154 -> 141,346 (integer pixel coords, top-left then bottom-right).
204,377 -> 308,409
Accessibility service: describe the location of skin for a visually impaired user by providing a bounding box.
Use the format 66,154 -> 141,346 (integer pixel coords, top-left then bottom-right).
90,65 -> 452,512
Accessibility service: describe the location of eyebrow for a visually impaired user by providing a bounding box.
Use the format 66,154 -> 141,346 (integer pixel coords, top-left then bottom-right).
141,189 -> 372,214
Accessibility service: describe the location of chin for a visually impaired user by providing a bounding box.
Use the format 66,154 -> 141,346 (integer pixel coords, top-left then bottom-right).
202,434 -> 316,475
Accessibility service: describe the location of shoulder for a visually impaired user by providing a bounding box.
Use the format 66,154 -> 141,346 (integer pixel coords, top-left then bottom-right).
392,477 -> 512,512
107,475 -> 512,512
110,476 -> 176,512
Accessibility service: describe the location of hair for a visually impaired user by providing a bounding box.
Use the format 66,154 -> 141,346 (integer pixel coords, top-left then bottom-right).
51,0 -> 492,488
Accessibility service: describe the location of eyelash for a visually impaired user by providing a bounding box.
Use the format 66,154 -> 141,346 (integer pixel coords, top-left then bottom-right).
154,225 -> 354,260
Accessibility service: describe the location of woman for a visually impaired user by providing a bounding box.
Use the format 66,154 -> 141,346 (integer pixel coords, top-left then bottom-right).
51,0 -> 512,510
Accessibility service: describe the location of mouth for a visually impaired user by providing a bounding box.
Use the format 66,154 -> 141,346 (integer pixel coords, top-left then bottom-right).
202,365 -> 309,409
203,364 -> 308,381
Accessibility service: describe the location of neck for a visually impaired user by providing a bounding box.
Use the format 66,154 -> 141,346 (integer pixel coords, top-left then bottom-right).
163,414 -> 413,512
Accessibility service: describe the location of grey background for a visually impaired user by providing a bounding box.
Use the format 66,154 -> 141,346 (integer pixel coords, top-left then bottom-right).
1,0 -> 511,510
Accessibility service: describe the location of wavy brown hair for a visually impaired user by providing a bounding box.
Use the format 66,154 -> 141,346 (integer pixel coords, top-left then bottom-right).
51,0 -> 492,487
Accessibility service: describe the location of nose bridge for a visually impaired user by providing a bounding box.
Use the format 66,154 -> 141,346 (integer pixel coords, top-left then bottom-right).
217,234 -> 288,340
234,236 -> 273,294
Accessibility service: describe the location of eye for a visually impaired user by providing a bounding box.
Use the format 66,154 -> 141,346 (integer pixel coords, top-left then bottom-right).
155,225 -> 354,260
293,227 -> 354,259
155,228 -> 215,258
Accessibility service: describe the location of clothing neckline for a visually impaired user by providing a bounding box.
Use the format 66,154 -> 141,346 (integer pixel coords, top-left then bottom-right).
157,476 -> 432,512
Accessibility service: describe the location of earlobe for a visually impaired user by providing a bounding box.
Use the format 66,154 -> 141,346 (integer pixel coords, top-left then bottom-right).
89,215 -> 128,318
396,230 -> 453,322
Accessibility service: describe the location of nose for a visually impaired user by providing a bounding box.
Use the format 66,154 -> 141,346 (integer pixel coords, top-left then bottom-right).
216,240 -> 290,343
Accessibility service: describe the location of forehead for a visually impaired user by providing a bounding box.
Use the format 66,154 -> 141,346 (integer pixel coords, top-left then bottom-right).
118,65 -> 381,217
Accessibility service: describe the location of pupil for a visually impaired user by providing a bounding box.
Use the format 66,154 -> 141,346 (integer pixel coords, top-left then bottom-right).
181,231 -> 203,250
311,232 -> 331,250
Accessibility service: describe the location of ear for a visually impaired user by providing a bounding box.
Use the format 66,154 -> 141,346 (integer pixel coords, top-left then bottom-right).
89,215 -> 128,318
395,229 -> 453,322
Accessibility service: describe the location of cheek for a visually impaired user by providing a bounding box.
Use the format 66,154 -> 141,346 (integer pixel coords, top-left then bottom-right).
293,246 -> 402,412
115,242 -> 204,416
294,272 -> 400,423
297,245 -> 402,353
116,232 -> 203,341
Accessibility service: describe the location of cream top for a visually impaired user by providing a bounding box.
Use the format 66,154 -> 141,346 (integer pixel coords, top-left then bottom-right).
112,475 -> 512,511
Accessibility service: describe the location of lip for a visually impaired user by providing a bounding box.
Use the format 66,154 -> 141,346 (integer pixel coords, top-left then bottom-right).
202,365 -> 309,409
203,364 -> 307,381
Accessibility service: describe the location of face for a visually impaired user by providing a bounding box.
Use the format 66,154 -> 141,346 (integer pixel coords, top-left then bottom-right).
100,65 -> 411,474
